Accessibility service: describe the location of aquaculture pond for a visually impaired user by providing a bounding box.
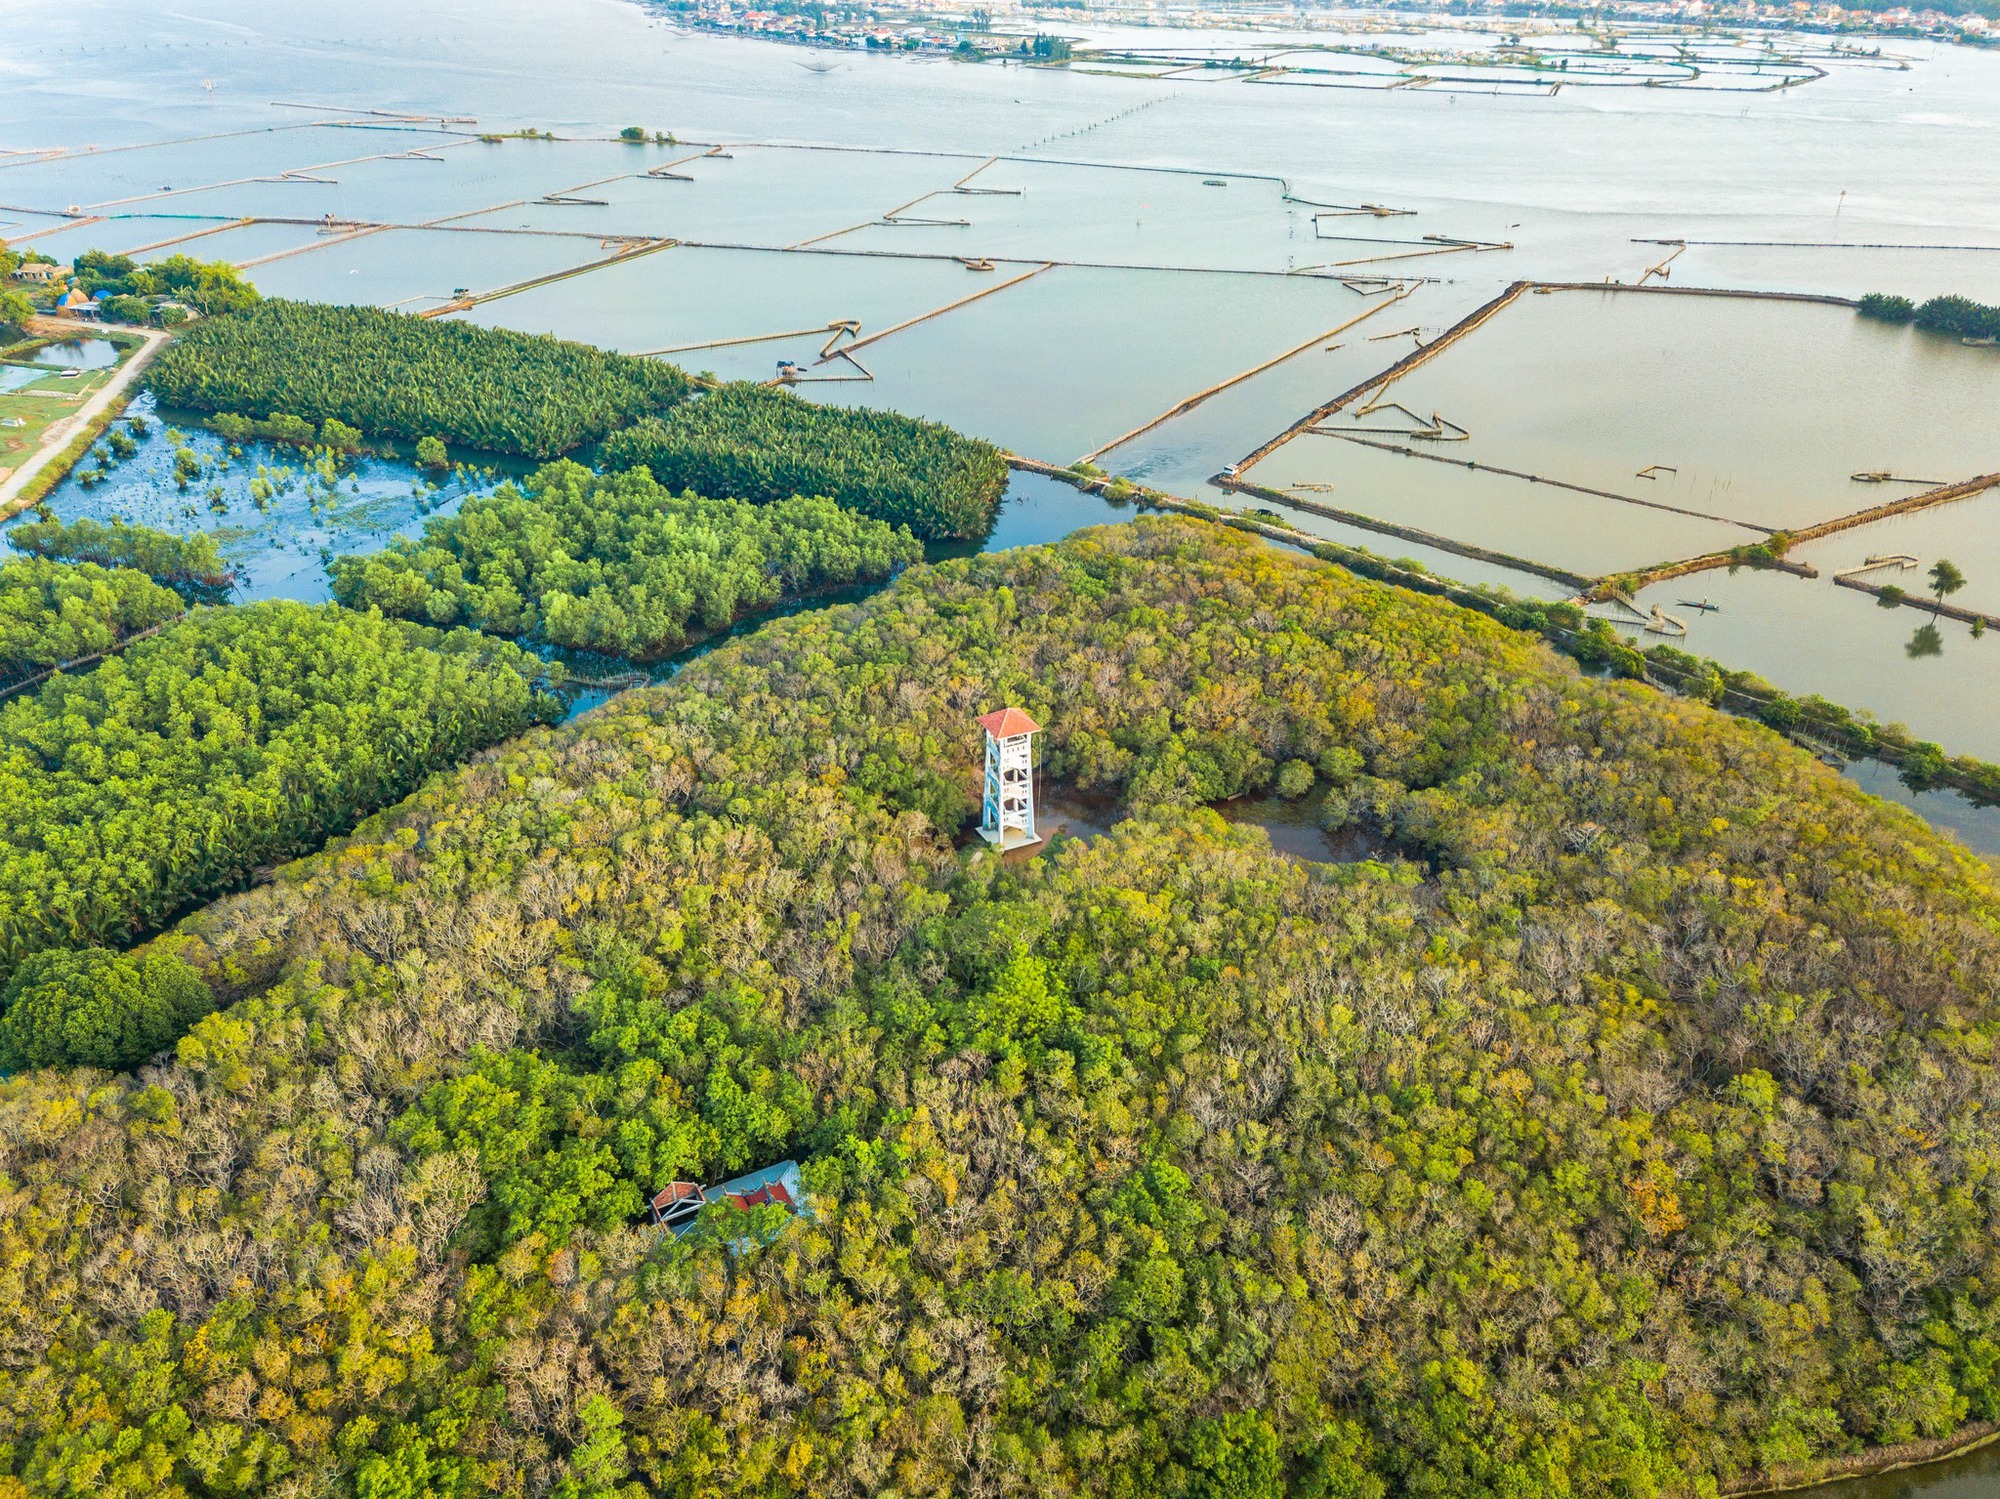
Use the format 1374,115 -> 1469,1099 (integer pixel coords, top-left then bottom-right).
30,338 -> 119,370
5,0 -> 2000,848
806,262 -> 1372,463
1245,288 -> 2000,564
1628,560 -> 2000,761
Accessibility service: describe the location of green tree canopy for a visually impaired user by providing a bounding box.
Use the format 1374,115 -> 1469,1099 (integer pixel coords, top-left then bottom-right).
0,555 -> 183,687
599,382 -> 1008,539
5,516 -> 234,592
146,300 -> 692,458
0,601 -> 558,984
0,945 -> 213,1072
2,521 -> 1999,1496
329,459 -> 922,659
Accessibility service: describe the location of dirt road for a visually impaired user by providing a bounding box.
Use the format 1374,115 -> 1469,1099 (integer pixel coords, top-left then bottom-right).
0,321 -> 170,516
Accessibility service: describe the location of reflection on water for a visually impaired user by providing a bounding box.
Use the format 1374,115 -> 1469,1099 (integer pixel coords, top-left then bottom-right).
1841,761 -> 2000,861
33,339 -> 119,370
1024,784 -> 1395,865
1792,491 -> 2000,624
0,394 -> 501,603
1217,787 -> 1393,864
1794,1438 -> 2000,1499
1031,791 -> 1119,847
975,470 -> 1135,553
1630,565 -> 2000,761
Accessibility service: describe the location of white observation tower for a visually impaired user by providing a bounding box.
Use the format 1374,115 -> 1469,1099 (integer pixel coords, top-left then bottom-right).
976,707 -> 1041,850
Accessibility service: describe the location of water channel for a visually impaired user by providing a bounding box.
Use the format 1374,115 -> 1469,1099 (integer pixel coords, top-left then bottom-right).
2,3 -> 1997,813
2,4 -> 1990,786
4,4 -> 2000,1488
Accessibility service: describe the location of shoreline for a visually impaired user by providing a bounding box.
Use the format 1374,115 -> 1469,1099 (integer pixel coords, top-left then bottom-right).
1714,1422 -> 2000,1496
1007,455 -> 2000,823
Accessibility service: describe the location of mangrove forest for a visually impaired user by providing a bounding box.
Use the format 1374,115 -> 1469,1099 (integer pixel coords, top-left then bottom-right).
328,460 -> 923,659
2,521 -> 1997,1499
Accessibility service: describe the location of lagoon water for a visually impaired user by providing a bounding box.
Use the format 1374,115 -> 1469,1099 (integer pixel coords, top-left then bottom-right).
5,11 -> 2000,1489
4,0 -> 2000,848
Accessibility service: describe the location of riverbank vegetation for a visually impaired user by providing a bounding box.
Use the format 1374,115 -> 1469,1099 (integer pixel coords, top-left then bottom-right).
146,300 -> 693,458
1151,493 -> 2000,804
5,514 -> 235,594
1860,290 -> 2000,340
600,382 -> 1008,539
3,520 -> 1998,1497
0,602 -> 558,993
73,249 -> 261,324
0,555 -> 183,688
0,289 -> 31,340
329,459 -> 922,659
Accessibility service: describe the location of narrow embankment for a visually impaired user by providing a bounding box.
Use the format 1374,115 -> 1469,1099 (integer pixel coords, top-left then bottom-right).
0,323 -> 169,518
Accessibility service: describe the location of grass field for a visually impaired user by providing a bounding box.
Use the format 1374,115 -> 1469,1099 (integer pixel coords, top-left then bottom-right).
0,342 -> 120,486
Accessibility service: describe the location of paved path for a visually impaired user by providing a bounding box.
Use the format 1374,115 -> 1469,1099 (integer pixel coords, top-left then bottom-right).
0,321 -> 169,515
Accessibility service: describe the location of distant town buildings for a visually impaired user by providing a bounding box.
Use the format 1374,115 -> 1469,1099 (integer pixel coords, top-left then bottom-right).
647,0 -> 1993,54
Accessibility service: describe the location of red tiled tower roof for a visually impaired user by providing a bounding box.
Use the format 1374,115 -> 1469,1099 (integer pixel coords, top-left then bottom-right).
976,707 -> 1040,738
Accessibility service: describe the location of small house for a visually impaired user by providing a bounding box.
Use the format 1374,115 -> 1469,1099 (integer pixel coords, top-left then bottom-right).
647,1180 -> 705,1232
13,262 -> 60,284
649,1160 -> 808,1237
710,1161 -> 804,1214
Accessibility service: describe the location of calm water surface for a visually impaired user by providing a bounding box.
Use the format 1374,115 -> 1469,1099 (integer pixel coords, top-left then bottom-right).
0,394 -> 499,601
3,0 -> 1999,828
32,338 -> 119,369
1799,1442 -> 2000,1499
